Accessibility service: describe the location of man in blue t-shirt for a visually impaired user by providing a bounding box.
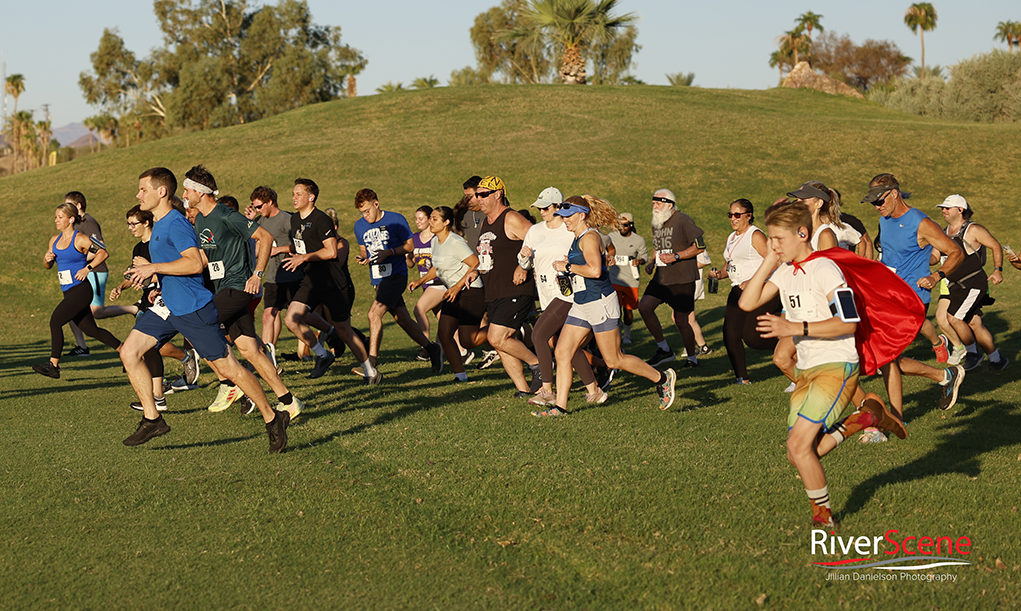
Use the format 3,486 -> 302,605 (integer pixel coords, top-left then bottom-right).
353,188 -> 441,372
119,166 -> 291,452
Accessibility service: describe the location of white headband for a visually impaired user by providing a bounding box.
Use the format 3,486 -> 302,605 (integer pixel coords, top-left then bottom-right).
183,178 -> 218,197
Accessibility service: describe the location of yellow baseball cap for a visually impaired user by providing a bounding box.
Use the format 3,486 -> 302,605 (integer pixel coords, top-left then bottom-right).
478,176 -> 505,193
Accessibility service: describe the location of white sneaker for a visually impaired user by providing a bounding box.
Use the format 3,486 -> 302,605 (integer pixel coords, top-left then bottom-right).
947,345 -> 966,366
208,384 -> 244,412
278,396 -> 303,420
164,377 -> 197,394
784,381 -> 796,393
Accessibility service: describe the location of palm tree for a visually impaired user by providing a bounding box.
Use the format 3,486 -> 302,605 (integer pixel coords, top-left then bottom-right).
666,72 -> 695,87
521,0 -> 636,85
994,20 -> 1019,52
83,116 -> 98,153
411,76 -> 440,89
36,119 -> 52,167
375,82 -> 405,94
904,3 -> 938,75
4,74 -> 26,116
777,27 -> 809,67
768,50 -> 789,81
795,12 -> 824,64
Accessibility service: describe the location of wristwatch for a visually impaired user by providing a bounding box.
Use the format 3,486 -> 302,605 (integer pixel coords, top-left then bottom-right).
255,270 -> 265,278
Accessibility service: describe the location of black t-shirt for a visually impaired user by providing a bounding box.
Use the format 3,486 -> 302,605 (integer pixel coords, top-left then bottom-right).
132,240 -> 158,311
840,213 -> 868,238
290,208 -> 349,289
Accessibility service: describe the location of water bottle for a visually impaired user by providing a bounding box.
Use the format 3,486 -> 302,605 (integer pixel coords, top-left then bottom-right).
557,271 -> 574,297
707,267 -> 719,294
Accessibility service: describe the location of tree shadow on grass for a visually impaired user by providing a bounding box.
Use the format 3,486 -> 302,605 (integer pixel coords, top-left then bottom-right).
838,398 -> 1021,520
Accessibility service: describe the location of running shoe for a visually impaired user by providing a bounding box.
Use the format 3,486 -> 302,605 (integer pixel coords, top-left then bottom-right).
989,357 -> 1010,372
513,390 -> 532,399
531,406 -> 568,417
657,368 -> 677,410
279,396 -> 303,421
123,416 -> 171,446
309,352 -> 336,379
183,350 -> 200,385
415,347 -> 430,361
858,429 -> 888,444
266,410 -> 290,454
265,343 -> 277,369
239,396 -> 257,415
208,384 -> 245,412
32,362 -> 61,379
527,363 -> 543,394
462,350 -> 476,366
646,348 -> 675,368
428,343 -> 443,374
783,381 -> 797,393
859,392 -> 906,440
963,351 -> 984,371
363,370 -> 384,385
479,350 -> 501,369
131,396 -> 168,412
586,390 -> 609,404
164,377 -> 197,394
67,346 -> 91,357
351,366 -> 365,376
932,335 -> 949,363
598,368 -> 618,392
938,365 -> 965,411
698,344 -> 713,355
947,345 -> 966,366
527,388 -> 555,406
680,359 -> 699,369
735,378 -> 751,385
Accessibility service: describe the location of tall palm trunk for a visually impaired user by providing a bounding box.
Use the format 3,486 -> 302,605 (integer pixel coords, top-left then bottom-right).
347,75 -> 357,98
560,45 -> 587,84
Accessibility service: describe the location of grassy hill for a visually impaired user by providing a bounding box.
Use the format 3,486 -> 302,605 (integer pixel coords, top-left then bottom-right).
1,86 -> 1019,609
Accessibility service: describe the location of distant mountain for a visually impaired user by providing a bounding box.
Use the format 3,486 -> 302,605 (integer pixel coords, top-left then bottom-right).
53,122 -> 90,148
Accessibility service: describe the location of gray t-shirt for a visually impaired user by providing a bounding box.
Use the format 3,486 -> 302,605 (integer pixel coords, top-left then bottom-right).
608,230 -> 648,288
462,209 -> 486,251
258,209 -> 302,284
74,213 -> 109,273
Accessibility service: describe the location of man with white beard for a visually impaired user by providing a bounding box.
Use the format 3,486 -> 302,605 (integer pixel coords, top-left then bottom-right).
638,189 -> 706,368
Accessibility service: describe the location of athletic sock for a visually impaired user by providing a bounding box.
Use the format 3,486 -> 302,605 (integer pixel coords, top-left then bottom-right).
362,360 -> 377,377
180,352 -> 192,363
312,342 -> 330,358
454,372 -> 468,381
989,349 -> 1001,363
828,410 -> 876,446
940,370 -> 951,385
965,342 -> 978,354
656,340 -> 670,352
806,486 -> 831,522
277,392 -> 293,405
655,371 -> 665,385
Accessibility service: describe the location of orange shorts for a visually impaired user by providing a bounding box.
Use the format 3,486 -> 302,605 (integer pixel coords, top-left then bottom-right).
612,284 -> 640,310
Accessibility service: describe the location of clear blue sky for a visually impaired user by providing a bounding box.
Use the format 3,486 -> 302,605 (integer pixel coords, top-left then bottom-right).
2,0 -> 1016,128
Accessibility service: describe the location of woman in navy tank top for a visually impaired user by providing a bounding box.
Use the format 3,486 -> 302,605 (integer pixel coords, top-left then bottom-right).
33,203 -> 121,379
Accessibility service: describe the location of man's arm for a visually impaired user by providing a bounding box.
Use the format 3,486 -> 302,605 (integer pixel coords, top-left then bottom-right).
967,224 -> 1004,285
917,218 -> 963,288
245,226 -> 273,293
130,246 -> 204,283
283,236 -> 338,271
504,210 -> 532,241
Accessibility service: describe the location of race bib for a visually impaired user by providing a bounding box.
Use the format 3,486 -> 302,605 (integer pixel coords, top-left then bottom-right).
208,260 -> 225,280
614,255 -> 630,266
293,238 -> 306,255
656,249 -> 672,267
151,296 -> 171,320
478,253 -> 493,272
371,263 -> 392,280
571,274 -> 587,293
58,270 -> 73,285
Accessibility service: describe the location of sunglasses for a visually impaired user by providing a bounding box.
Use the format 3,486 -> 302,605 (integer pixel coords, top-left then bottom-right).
871,192 -> 890,207
251,202 -> 264,210
652,196 -> 675,204
556,203 -> 589,212
726,212 -> 750,219
474,190 -> 496,199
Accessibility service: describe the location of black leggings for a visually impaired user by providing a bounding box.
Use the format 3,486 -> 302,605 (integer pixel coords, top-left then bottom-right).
49,282 -> 121,360
723,286 -> 780,380
532,299 -> 596,386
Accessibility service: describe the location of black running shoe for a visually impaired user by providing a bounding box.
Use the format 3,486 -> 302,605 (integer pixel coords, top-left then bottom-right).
598,368 -> 618,392
123,416 -> 171,446
267,410 -> 290,453
513,390 -> 532,399
363,370 -> 384,385
309,352 -> 336,379
238,396 -> 257,415
527,363 -> 543,394
646,348 -> 675,367
428,343 -> 443,374
32,362 -> 61,379
681,359 -> 699,369
325,327 -> 346,357
183,350 -> 200,385
131,396 -> 168,412
989,357 -> 1010,372
67,346 -> 91,357
937,366 -> 965,411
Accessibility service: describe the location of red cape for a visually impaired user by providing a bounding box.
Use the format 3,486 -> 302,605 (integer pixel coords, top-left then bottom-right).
804,248 -> 924,375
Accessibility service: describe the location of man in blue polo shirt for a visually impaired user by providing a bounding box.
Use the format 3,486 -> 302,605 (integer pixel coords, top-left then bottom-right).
120,167 -> 291,452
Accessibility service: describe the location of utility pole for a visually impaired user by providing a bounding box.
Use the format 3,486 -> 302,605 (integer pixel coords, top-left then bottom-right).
2,53 -> 7,120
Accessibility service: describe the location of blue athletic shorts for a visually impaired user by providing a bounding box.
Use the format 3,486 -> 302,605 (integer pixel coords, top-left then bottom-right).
86,271 -> 109,307
133,301 -> 230,361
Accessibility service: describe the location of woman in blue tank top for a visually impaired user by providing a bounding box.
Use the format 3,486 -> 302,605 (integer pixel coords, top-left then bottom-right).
536,195 -> 677,416
33,203 -> 122,379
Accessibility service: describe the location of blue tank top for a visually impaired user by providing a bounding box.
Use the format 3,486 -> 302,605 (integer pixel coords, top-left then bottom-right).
568,229 -> 613,304
879,208 -> 933,304
54,231 -> 89,292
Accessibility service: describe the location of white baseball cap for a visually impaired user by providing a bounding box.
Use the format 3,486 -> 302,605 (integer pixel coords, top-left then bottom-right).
937,194 -> 969,210
531,186 -> 564,208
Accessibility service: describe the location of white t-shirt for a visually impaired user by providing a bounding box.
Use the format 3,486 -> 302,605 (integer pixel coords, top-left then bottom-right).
769,257 -> 858,370
519,221 -> 576,309
812,222 -> 861,252
724,226 -> 765,286
694,251 -> 712,300
431,234 -> 483,290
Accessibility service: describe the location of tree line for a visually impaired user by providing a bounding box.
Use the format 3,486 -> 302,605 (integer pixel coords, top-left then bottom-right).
77,0 -> 366,146
2,75 -> 60,174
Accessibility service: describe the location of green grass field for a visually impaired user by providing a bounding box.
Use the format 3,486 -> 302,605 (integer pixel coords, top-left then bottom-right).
1,86 -> 1019,609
